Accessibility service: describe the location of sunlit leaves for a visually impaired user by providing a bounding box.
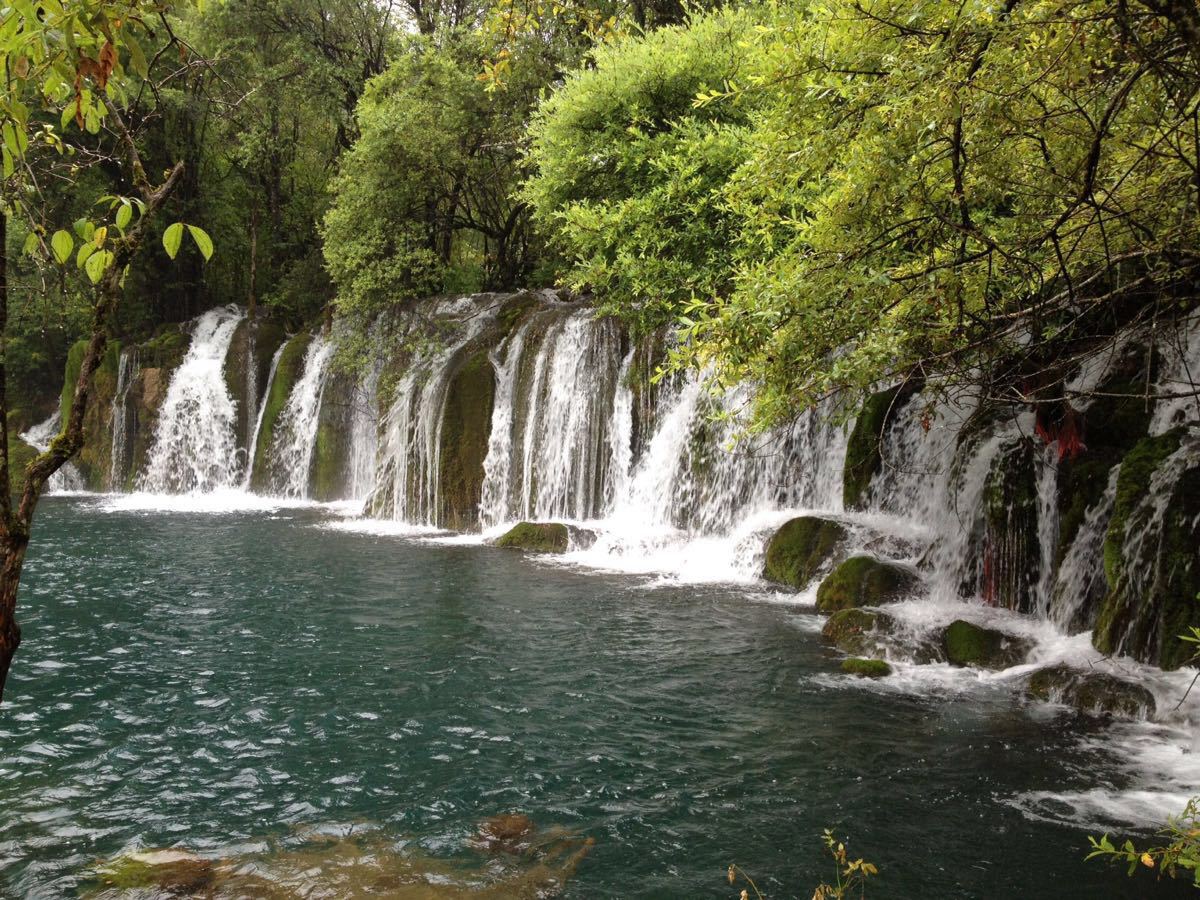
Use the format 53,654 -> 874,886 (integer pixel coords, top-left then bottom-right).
162,222 -> 214,261
186,225 -> 214,261
162,222 -> 184,259
50,229 -> 74,264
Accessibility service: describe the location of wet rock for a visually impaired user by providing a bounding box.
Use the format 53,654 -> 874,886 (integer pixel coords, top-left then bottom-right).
7,440 -> 37,497
1094,429 -> 1200,669
473,813 -> 538,853
496,522 -> 570,553
762,516 -> 848,589
438,349 -> 496,531
841,657 -> 892,678
251,333 -> 313,491
980,437 -> 1040,613
224,317 -> 288,455
815,555 -> 919,613
822,608 -> 895,656
842,380 -> 921,510
1026,665 -> 1156,719
95,849 -> 215,894
942,619 -> 1031,669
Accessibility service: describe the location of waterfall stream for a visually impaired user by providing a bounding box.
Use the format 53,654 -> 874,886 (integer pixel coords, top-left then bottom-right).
266,335 -> 334,498
139,306 -> 245,494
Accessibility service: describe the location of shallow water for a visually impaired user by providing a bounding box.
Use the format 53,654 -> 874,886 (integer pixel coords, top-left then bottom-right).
0,498 -> 1189,898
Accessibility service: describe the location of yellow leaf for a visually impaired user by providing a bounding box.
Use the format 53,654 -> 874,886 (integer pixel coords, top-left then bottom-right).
1141,853 -> 1155,868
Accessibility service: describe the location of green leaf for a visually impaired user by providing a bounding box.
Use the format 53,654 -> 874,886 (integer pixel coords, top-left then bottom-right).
76,243 -> 95,268
84,248 -> 110,284
50,229 -> 74,264
115,202 -> 132,232
187,225 -> 214,262
21,232 -> 38,256
163,222 -> 184,259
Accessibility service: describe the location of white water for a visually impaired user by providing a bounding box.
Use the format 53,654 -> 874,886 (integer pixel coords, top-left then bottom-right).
20,411 -> 86,493
266,335 -> 334,498
139,306 -> 245,494
243,343 -> 285,491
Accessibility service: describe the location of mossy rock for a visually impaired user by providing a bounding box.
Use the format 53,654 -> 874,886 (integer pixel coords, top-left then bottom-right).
980,437 -> 1040,613
224,317 -> 288,454
250,333 -> 313,491
1027,665 -> 1156,719
7,440 -> 38,497
942,619 -> 1031,669
815,555 -> 918,613
496,292 -> 541,336
58,339 -> 122,490
841,657 -> 892,678
495,522 -> 570,553
1094,430 -> 1200,669
822,608 -> 895,656
843,382 -> 918,510
137,327 -> 190,369
438,349 -> 496,530
94,849 -> 215,893
762,516 -> 848,589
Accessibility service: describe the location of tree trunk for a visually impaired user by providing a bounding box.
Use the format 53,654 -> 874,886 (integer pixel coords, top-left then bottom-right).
0,533 -> 29,704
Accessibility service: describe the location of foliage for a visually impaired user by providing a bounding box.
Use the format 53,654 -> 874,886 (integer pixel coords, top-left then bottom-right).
1087,798 -> 1200,887
812,829 -> 878,899
524,8 -> 760,332
323,34 -> 549,329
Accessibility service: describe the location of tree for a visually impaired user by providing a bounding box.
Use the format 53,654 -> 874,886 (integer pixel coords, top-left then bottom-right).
0,0 -> 203,703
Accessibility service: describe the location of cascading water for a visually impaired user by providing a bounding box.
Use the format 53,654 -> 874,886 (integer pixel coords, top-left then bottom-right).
20,411 -> 86,492
266,335 -> 334,498
138,306 -> 245,493
346,360 -> 380,503
242,344 -> 285,491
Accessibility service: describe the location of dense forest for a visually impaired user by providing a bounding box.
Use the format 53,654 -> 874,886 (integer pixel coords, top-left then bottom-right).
2,0 -> 1200,895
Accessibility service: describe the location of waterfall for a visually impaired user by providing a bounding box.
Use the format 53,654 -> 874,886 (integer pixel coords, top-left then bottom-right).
479,318 -> 533,528
20,412 -> 86,492
267,335 -> 334,498
109,348 -> 139,491
138,306 -> 245,494
346,360 -> 381,503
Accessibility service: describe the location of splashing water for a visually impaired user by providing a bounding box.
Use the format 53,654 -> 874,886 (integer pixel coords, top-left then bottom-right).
267,335 -> 334,498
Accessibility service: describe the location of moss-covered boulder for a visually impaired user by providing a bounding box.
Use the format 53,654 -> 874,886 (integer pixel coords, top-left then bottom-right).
224,317 -> 288,455
438,349 -> 496,530
1094,429 -> 1200,669
942,619 -> 1031,669
841,657 -> 892,678
763,516 -> 848,589
495,522 -> 570,553
843,380 -> 920,510
250,333 -> 313,491
815,555 -> 918,613
93,849 -> 215,893
1027,665 -> 1156,718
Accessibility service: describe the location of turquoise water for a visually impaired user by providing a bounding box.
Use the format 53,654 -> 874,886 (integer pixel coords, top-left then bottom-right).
0,498 -> 1181,897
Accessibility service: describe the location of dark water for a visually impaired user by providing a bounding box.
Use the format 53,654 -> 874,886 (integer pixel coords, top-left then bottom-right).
0,498 -> 1181,897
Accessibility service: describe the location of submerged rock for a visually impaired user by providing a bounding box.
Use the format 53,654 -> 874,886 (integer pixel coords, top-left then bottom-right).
496,522 -> 570,553
841,657 -> 892,678
1026,665 -> 1156,719
94,849 -> 215,893
942,619 -> 1031,669
815,555 -> 918,613
822,608 -> 895,656
762,516 -> 847,589
473,813 -> 537,853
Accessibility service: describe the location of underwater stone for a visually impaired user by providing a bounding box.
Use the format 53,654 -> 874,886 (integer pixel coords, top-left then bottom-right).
1026,665 -> 1156,719
763,516 -> 848,589
495,522 -> 570,553
815,555 -> 918,613
841,657 -> 892,678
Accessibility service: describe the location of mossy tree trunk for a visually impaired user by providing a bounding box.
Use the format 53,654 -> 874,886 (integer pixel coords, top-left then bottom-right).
0,110 -> 185,705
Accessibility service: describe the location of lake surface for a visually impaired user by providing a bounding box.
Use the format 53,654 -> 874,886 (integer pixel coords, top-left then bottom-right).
0,497 -> 1186,897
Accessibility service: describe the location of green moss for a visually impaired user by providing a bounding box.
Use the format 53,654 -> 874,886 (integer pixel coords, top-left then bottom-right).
59,339 -> 88,424
137,328 -> 190,369
815,555 -> 917,613
1027,665 -> 1156,718
57,339 -> 122,490
224,318 -> 288,452
942,619 -> 1030,669
841,657 -> 892,678
843,383 -> 915,510
7,440 -> 38,496
438,349 -> 496,530
250,333 -> 313,490
497,293 -> 540,336
93,850 -> 214,893
1094,433 -> 1200,669
495,522 -> 570,553
311,421 -> 345,502
762,516 -> 847,589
